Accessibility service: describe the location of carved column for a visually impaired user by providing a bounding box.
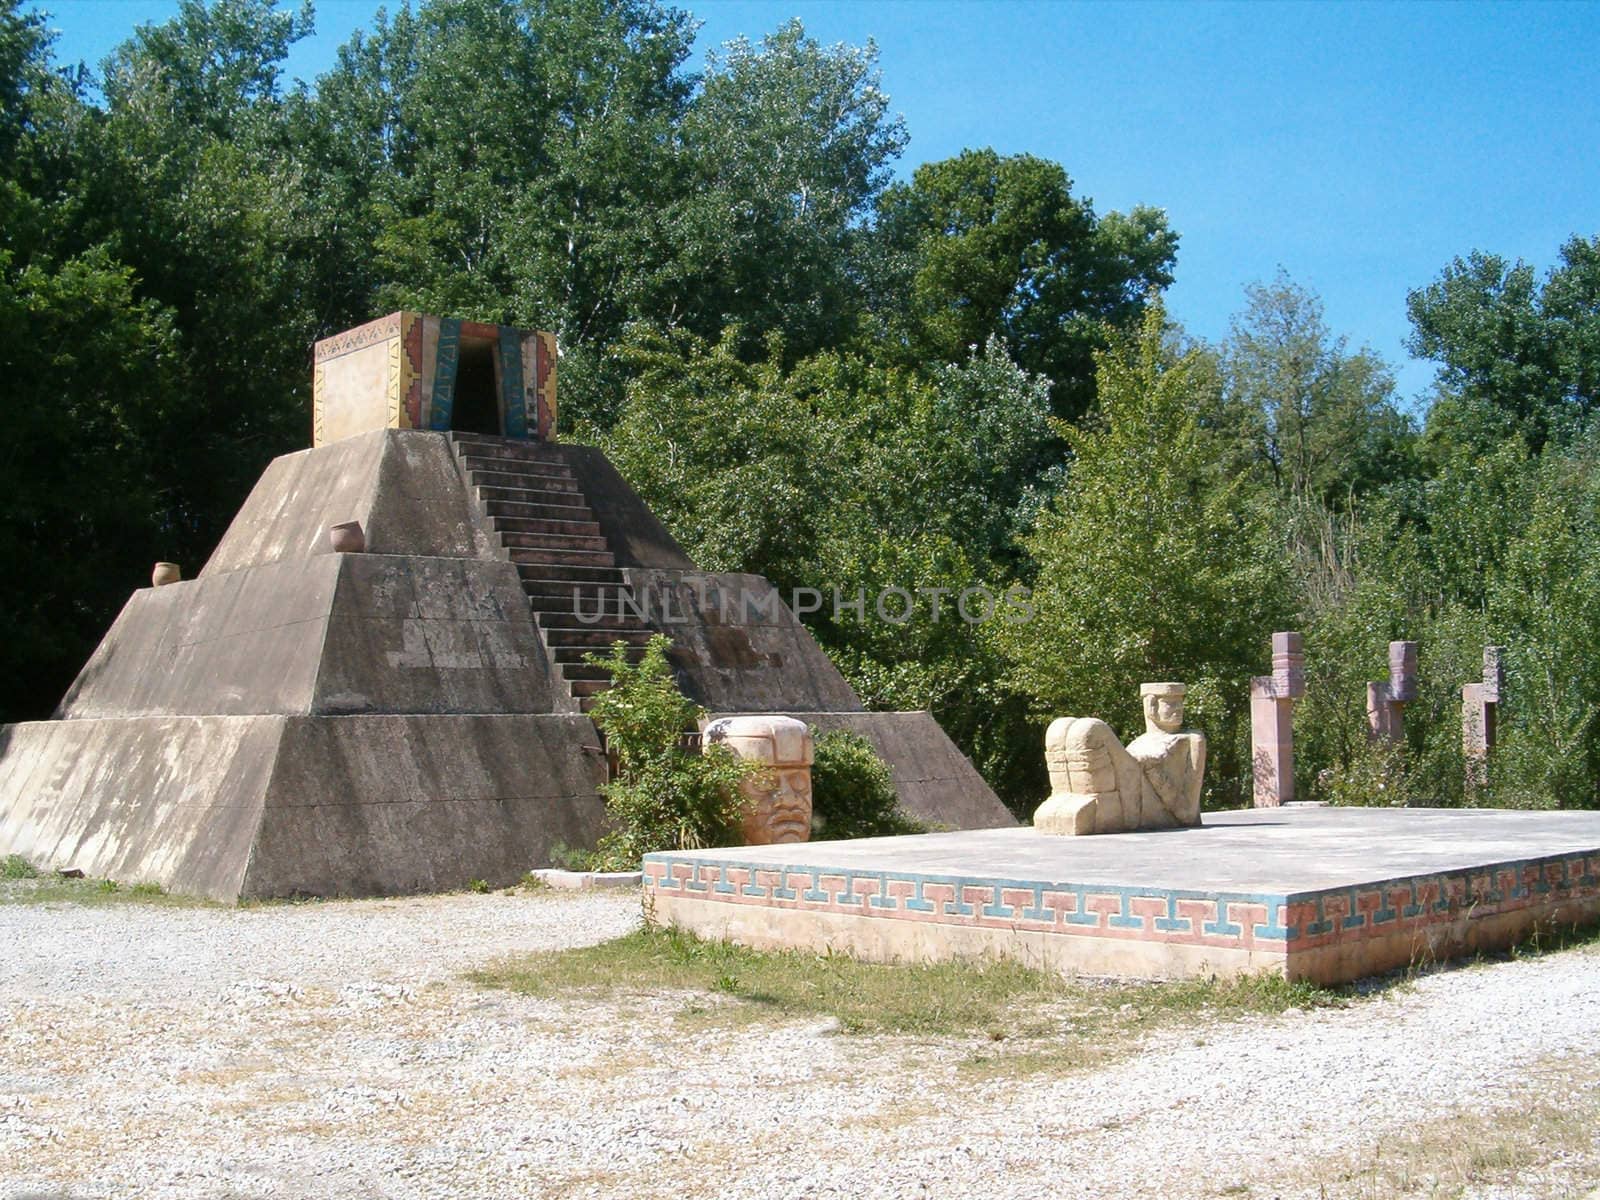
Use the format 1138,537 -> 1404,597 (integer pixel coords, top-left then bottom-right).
1251,631 -> 1306,807
1463,645 -> 1504,789
1367,640 -> 1418,744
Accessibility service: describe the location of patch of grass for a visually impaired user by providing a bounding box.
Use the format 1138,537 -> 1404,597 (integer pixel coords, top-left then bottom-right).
469,925 -> 1348,1045
472,925 -> 1067,1036
3,854 -> 39,879
1300,1056 -> 1600,1199
0,872 -> 216,908
467,878 -> 491,894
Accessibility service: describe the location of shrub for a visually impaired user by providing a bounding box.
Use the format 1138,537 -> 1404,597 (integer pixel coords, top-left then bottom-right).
584,635 -> 754,870
809,729 -> 925,840
2,854 -> 38,879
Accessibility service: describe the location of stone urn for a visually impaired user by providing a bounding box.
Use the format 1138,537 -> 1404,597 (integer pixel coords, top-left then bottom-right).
328,520 -> 366,554
703,715 -> 815,845
151,562 -> 181,587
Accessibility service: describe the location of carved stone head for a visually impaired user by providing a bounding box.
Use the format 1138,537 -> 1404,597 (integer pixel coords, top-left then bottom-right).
703,715 -> 815,845
1140,682 -> 1186,735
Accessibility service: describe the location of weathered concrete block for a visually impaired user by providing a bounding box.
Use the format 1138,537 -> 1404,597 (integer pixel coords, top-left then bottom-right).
56,553 -> 565,720
0,713 -> 607,901
203,430 -> 497,576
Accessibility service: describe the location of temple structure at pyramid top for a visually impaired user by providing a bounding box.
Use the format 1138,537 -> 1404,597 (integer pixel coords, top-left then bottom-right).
0,313 -> 1013,901
313,312 -> 558,445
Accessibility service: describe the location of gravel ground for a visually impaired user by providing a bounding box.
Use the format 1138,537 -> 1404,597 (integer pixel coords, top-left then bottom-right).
3,890 -> 1599,1200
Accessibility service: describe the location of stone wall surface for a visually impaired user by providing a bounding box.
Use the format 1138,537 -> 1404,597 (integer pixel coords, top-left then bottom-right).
203,431 -> 493,576
0,716 -> 281,899
0,713 -> 607,901
56,553 -> 564,720
244,714 -> 606,899
314,555 -> 567,715
630,570 -> 864,713
57,559 -> 342,719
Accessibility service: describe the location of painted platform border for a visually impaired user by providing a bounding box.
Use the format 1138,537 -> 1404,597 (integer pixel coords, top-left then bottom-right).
642,847 -> 1600,958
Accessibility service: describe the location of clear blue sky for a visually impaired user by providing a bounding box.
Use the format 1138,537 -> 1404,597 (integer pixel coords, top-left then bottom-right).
27,0 -> 1600,407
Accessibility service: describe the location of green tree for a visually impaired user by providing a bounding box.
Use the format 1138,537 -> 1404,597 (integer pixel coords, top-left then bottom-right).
0,1 -> 185,719
584,636 -> 752,868
871,149 -> 1177,421
667,20 -> 907,359
1222,272 -> 1414,506
307,0 -> 696,341
1408,237 -> 1600,453
82,0 -> 323,564
997,301 -> 1291,806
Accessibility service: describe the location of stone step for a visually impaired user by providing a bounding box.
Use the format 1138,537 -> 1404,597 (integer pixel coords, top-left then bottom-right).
486,498 -> 592,522
476,481 -> 581,502
559,663 -> 623,682
551,643 -> 649,665
458,450 -> 572,471
570,679 -> 613,698
516,562 -> 626,585
491,516 -> 602,539
450,433 -> 567,464
523,586 -> 633,613
535,607 -> 651,631
499,531 -> 608,553
543,627 -> 657,649
465,465 -> 578,490
508,546 -> 617,568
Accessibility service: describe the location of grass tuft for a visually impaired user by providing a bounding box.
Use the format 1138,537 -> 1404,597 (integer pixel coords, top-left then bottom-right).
469,925 -> 1348,1046
2,854 -> 39,879
0,872 -> 216,908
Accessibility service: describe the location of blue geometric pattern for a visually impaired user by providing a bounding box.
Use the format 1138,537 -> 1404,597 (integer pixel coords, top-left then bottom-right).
428,318 -> 461,431
498,326 -> 527,438
643,848 -> 1600,951
642,854 -> 1294,944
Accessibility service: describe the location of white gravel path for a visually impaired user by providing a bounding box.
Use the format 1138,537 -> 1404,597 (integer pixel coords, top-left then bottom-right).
3,890 -> 1598,1199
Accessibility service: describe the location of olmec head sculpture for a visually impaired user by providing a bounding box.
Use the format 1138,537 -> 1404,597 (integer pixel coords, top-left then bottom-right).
703,715 -> 815,845
1035,682 -> 1206,836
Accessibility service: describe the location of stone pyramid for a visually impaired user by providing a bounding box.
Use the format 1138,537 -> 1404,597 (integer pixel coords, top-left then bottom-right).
0,314 -> 1012,900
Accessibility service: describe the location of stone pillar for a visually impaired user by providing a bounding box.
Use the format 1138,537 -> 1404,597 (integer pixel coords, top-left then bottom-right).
1463,646 -> 1504,788
1250,632 -> 1306,807
1367,640 -> 1418,744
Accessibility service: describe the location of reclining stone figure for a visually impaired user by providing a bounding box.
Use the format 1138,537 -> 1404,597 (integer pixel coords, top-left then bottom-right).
1034,682 -> 1206,835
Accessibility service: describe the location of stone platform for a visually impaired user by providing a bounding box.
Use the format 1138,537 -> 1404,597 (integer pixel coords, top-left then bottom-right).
643,807 -> 1600,985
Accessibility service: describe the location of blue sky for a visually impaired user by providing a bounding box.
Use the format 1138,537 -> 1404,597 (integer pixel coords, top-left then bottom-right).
27,0 -> 1600,408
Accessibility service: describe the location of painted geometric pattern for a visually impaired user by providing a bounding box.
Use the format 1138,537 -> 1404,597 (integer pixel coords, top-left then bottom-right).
314,312 -> 402,363
643,849 -> 1600,953
429,318 -> 461,431
386,334 -> 405,431
498,326 -> 527,438
644,857 -> 1291,951
1283,851 -> 1600,949
534,331 -> 557,439
312,361 -> 327,445
400,313 -> 423,429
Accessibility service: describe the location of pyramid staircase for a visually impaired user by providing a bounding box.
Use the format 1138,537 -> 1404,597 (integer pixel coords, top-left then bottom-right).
451,433 -> 656,712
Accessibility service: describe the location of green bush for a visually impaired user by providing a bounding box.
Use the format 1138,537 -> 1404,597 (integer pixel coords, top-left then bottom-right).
809,729 -> 925,840
584,635 -> 754,870
2,854 -> 39,879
